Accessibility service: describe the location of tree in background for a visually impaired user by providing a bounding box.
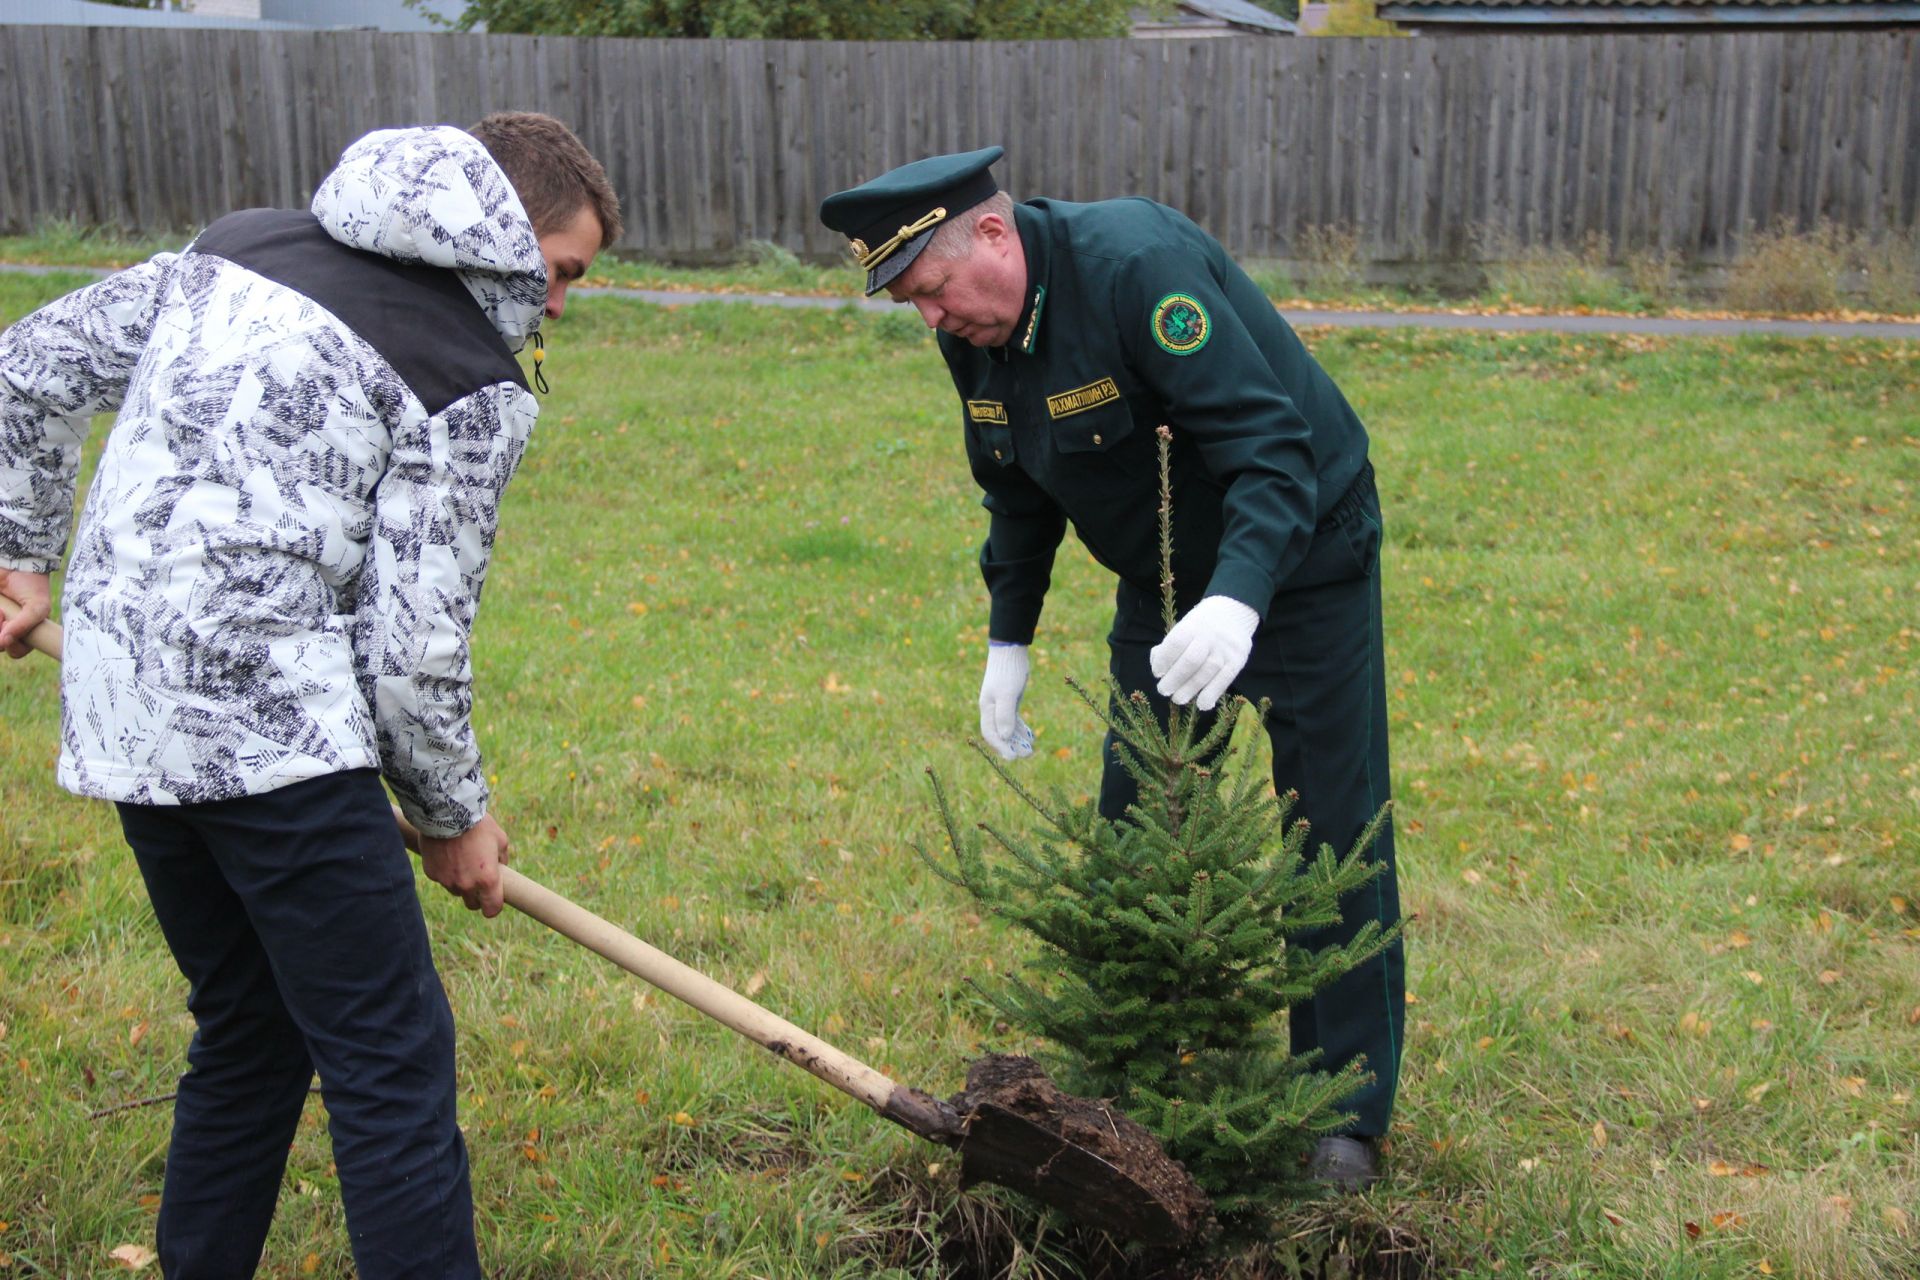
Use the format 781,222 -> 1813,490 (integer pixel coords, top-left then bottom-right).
425,0 -> 1135,39
1311,0 -> 1404,35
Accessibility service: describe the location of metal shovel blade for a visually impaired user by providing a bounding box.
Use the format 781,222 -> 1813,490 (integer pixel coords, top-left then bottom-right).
957,1099 -> 1195,1246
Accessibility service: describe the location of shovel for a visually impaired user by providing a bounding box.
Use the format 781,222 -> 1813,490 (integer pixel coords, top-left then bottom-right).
1,595 -> 1208,1246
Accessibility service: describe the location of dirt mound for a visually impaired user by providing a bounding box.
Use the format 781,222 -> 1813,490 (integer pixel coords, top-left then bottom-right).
951,1054 -> 1214,1246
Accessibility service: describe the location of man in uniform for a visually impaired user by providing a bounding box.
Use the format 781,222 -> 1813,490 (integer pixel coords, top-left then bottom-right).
820,148 -> 1403,1189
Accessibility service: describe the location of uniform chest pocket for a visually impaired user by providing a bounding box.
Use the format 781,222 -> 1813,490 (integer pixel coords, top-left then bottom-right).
968,416 -> 1017,467
1047,386 -> 1137,456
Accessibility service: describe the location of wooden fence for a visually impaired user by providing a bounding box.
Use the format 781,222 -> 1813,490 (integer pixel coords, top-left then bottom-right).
0,26 -> 1913,265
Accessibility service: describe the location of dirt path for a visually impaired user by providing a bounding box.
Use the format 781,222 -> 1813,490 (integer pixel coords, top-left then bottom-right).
6,263 -> 1917,340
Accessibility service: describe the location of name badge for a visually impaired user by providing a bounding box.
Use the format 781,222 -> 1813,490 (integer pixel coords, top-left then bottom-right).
967,400 -> 1008,424
1046,377 -> 1120,420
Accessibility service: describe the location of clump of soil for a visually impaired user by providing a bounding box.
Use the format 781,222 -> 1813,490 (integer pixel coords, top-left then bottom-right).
950,1054 -> 1214,1247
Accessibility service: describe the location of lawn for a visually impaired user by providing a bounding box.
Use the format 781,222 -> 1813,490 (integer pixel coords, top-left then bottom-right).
6,224 -> 1916,320
1,272 -> 1916,1278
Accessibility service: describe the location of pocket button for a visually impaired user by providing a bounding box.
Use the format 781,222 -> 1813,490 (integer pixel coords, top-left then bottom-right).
1092,434 -> 1103,445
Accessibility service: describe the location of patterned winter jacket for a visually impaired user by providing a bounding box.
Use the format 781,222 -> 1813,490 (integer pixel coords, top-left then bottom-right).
0,126 -> 548,837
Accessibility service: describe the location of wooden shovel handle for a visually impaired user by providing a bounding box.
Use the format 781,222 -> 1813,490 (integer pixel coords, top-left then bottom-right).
390,807 -> 921,1120
1,593 -> 957,1143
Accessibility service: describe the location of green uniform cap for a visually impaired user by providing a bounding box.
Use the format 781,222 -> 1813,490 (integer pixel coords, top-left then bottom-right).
818,147 -> 1005,295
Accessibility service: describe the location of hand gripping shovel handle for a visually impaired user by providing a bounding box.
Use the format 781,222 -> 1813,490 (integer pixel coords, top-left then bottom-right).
0,594 -> 961,1148
0,593 -> 63,661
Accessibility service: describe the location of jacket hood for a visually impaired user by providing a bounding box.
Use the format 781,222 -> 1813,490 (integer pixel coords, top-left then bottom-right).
312,125 -> 547,352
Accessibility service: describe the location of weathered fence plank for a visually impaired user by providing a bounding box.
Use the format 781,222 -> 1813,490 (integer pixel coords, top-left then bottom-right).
0,28 -> 1914,266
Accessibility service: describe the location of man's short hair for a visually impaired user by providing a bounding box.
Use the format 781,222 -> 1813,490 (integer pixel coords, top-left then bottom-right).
469,111 -> 623,249
921,191 -> 1014,264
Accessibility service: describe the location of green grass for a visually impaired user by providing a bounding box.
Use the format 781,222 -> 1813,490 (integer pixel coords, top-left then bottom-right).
9,224 -> 1916,319
2,273 -> 1917,1278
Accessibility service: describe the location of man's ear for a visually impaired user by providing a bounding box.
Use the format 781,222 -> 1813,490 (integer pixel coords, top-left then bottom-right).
975,211 -> 1011,256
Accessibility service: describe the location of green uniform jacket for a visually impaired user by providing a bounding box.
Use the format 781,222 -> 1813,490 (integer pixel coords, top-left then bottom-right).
938,198 -> 1372,644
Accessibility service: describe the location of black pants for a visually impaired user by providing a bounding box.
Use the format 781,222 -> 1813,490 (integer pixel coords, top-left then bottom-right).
116,769 -> 480,1280
1098,465 -> 1405,1138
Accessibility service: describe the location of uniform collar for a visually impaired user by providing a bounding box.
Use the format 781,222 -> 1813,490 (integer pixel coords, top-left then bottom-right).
1003,202 -> 1050,359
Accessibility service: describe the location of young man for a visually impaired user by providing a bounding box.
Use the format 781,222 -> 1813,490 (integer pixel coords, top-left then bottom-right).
0,112 -> 618,1276
820,148 -> 1403,1189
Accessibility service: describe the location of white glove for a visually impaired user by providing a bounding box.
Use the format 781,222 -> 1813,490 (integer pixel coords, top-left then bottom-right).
1150,595 -> 1261,711
978,642 -> 1036,760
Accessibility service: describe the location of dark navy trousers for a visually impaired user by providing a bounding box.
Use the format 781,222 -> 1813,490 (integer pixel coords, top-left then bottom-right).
1098,464 -> 1405,1138
116,769 -> 480,1279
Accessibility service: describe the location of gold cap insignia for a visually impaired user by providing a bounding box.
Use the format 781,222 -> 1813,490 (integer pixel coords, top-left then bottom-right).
847,237 -> 869,261
853,207 -> 948,272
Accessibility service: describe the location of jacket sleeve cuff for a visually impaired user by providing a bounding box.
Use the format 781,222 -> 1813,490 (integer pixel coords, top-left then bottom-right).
988,597 -> 1044,647
390,781 -> 487,841
1203,561 -> 1276,619
0,554 -> 59,574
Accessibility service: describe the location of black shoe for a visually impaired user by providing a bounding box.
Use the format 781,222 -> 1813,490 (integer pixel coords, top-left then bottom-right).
1308,1135 -> 1381,1191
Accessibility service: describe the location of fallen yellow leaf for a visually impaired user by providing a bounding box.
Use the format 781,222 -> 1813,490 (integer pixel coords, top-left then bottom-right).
672,1111 -> 696,1127
1592,1121 -> 1608,1149
1729,833 -> 1753,853
109,1244 -> 156,1270
744,970 -> 768,997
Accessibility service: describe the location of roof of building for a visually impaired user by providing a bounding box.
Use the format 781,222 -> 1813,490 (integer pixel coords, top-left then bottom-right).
0,0 -> 451,30
1378,0 -> 1919,22
1384,0 -> 1905,8
0,0 -> 307,28
1176,0 -> 1298,31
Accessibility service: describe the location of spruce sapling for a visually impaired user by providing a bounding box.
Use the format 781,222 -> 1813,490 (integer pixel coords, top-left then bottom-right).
919,425 -> 1399,1224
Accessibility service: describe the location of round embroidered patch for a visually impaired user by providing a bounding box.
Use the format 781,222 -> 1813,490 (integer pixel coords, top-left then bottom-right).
1151,292 -> 1210,356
